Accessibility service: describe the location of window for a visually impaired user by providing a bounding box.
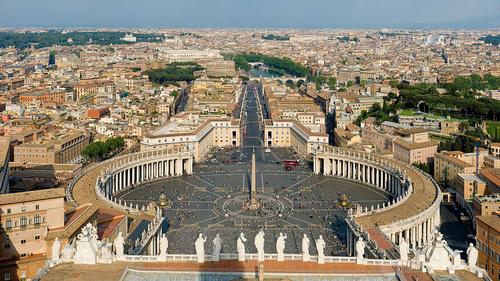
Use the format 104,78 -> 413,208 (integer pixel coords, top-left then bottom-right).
20,253 -> 26,257
21,240 -> 26,244
35,205 -> 39,210
34,215 -> 41,227
5,219 -> 12,230
35,235 -> 40,240
5,243 -> 10,249
20,216 -> 28,229
6,208 -> 11,214
4,273 -> 10,281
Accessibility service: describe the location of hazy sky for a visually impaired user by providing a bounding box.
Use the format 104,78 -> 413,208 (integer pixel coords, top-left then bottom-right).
0,0 -> 499,28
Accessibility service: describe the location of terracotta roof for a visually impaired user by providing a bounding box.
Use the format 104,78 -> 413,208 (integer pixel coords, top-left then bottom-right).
0,188 -> 64,205
393,138 -> 438,150
476,215 -> 500,232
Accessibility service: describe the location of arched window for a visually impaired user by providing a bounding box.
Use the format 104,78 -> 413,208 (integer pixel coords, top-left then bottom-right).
34,215 -> 42,227
5,219 -> 12,230
20,217 -> 28,229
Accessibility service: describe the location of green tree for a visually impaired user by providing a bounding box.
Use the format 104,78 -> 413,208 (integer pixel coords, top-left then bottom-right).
327,77 -> 337,90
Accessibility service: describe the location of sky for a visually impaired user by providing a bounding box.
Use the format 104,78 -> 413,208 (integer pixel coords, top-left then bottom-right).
0,0 -> 499,29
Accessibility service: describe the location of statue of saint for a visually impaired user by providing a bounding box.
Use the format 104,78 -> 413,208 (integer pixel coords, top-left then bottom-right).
212,233 -> 222,261
159,233 -> 168,256
237,233 -> 247,262
467,243 -> 478,268
399,237 -> 409,262
114,232 -> 125,258
355,237 -> 366,259
195,233 -> 207,263
316,235 -> 326,264
52,237 -> 61,261
302,234 -> 310,262
254,230 -> 265,262
276,232 -> 287,261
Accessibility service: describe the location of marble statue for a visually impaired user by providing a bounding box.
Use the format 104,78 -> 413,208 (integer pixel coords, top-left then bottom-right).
195,233 -> 207,263
52,237 -> 61,261
302,234 -> 310,262
74,223 -> 99,264
315,235 -> 326,264
159,233 -> 168,256
355,237 -> 366,259
467,243 -> 478,268
114,232 -> 125,258
237,233 -> 247,262
254,230 -> 265,262
61,242 -> 75,262
276,232 -> 287,262
212,233 -> 222,261
399,237 -> 409,262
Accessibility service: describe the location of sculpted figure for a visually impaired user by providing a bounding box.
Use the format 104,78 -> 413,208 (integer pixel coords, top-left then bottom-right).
254,230 -> 265,262
302,234 -> 310,262
276,232 -> 287,262
316,235 -> 326,264
195,233 -> 207,263
212,233 -> 222,261
237,233 -> 247,262
114,232 -> 125,258
52,237 -> 61,261
467,243 -> 478,268
355,237 -> 366,259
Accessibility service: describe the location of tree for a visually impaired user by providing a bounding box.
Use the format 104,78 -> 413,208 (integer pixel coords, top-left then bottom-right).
346,80 -> 354,87
327,77 -> 337,90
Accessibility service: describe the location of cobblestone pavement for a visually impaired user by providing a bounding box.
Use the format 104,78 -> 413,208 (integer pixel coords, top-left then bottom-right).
116,149 -> 391,256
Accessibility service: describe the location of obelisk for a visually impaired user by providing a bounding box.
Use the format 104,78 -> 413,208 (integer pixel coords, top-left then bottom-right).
251,149 -> 257,204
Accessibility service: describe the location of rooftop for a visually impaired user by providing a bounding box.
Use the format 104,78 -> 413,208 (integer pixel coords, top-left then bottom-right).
0,188 -> 64,205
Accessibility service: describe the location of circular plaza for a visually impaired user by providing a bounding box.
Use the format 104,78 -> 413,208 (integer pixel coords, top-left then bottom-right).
104,146 -> 393,256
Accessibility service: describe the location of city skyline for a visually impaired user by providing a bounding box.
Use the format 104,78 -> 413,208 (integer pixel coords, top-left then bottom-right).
0,0 -> 499,29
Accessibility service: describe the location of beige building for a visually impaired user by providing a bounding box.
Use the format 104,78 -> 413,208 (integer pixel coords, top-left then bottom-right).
434,151 -> 476,187
472,194 -> 500,217
393,138 -> 438,165
491,143 -> 500,157
264,119 -> 328,158
74,80 -> 115,103
0,188 -> 65,281
13,131 -> 90,164
455,173 -> 487,211
0,137 -> 11,194
141,113 -> 240,162
476,215 -> 500,281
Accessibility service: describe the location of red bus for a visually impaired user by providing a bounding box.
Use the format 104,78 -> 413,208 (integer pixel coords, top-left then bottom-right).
283,160 -> 300,168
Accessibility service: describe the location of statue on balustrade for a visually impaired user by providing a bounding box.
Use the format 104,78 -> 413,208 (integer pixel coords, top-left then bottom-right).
316,235 -> 326,264
237,233 -> 247,262
159,233 -> 168,256
52,237 -> 61,261
302,234 -> 310,262
195,233 -> 207,263
254,229 -> 265,262
355,237 -> 366,259
114,232 -> 125,258
467,243 -> 478,268
399,237 -> 409,262
276,232 -> 287,261
212,233 -> 222,261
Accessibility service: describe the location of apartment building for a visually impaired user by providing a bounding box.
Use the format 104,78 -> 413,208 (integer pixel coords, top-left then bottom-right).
13,131 -> 90,164
74,80 -> 115,103
475,215 -> 500,281
140,113 -> 240,162
393,138 -> 438,165
264,119 -> 328,158
0,188 -> 65,281
0,137 -> 10,194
